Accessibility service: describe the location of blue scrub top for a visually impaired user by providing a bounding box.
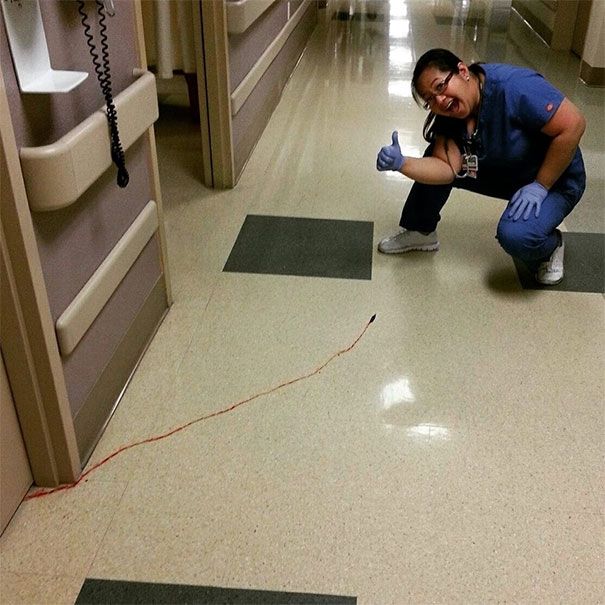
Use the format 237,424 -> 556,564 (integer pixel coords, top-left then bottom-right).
436,63 -> 585,201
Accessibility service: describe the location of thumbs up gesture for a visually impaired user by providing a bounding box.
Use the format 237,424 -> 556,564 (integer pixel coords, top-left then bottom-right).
376,131 -> 406,172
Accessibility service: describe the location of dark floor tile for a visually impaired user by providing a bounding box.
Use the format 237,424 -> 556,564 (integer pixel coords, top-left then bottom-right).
332,11 -> 384,21
223,215 -> 373,281
75,579 -> 356,604
434,16 -> 482,25
514,232 -> 605,293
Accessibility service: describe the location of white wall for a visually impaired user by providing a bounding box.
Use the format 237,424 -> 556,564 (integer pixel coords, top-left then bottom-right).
583,0 -> 605,69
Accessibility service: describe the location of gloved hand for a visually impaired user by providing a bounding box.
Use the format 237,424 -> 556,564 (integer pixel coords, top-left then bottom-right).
377,131 -> 406,172
508,181 -> 548,221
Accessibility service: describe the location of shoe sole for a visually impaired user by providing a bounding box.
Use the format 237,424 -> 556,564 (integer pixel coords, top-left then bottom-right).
378,243 -> 440,254
536,275 -> 564,286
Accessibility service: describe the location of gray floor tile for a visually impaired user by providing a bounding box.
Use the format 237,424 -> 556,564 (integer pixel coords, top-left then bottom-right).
224,215 -> 373,281
514,232 -> 605,293
75,579 -> 356,604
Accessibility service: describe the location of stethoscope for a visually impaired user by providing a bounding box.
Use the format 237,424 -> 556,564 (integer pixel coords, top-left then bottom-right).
457,75 -> 484,179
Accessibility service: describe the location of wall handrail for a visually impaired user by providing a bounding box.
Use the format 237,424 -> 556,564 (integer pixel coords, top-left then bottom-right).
20,70 -> 158,212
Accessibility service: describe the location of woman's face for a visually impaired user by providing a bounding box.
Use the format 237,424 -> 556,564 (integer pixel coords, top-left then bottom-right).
416,63 -> 478,119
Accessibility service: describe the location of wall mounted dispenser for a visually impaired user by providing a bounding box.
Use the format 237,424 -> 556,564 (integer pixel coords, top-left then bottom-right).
1,0 -> 88,93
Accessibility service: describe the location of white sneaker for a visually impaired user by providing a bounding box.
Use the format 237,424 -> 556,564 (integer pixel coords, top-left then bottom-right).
536,231 -> 564,285
378,228 -> 439,254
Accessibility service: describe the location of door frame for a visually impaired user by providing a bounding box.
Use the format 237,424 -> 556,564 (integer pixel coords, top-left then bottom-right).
0,69 -> 80,486
133,0 -> 173,304
199,0 -> 235,189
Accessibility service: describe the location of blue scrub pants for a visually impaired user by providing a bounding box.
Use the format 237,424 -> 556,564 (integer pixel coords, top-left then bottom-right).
399,167 -> 584,271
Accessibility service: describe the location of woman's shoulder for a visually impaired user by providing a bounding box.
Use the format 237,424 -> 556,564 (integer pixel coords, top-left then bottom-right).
481,63 -> 544,84
480,63 -> 565,126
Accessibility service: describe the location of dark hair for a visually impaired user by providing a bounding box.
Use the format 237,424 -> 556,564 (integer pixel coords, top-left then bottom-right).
411,48 -> 462,107
412,48 -> 483,143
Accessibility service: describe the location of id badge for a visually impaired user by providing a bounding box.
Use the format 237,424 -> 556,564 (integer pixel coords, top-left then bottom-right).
462,153 -> 479,178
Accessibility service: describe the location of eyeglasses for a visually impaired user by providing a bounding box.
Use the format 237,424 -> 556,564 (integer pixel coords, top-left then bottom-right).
422,71 -> 456,111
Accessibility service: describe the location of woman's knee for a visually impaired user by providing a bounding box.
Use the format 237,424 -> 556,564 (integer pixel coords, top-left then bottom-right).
496,219 -> 546,260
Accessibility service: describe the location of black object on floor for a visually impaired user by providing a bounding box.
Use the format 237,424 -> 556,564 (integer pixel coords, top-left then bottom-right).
75,579 -> 357,604
332,11 -> 383,21
513,232 -> 605,293
224,215 -> 373,281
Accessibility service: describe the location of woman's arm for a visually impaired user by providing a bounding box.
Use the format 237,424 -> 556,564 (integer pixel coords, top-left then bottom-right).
535,97 -> 586,189
507,97 -> 586,221
399,136 -> 462,184
377,132 -> 462,184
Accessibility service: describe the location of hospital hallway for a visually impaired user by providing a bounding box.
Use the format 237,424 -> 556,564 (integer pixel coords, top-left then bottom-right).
1,1 -> 604,603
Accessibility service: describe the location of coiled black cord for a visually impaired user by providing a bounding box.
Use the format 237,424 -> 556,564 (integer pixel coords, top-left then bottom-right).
77,0 -> 129,188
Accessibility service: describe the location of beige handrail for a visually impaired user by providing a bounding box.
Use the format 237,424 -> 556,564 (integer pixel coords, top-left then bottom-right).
20,70 -> 158,212
226,0 -> 277,34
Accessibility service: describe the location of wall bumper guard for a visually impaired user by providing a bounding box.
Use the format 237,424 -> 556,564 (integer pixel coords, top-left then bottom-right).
226,0 -> 278,34
20,71 -> 159,212
55,200 -> 159,357
230,0 -> 311,116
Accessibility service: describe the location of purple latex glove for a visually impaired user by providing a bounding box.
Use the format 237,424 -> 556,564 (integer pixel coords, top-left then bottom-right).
508,181 -> 548,221
377,131 -> 406,172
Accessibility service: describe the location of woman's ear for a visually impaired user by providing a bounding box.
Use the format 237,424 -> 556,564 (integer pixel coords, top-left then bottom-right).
457,62 -> 469,79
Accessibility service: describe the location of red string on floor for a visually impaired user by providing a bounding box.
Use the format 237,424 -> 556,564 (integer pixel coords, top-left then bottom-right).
25,314 -> 376,500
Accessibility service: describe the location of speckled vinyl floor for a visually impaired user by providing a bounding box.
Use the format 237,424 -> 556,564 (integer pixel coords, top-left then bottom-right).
1,1 -> 603,603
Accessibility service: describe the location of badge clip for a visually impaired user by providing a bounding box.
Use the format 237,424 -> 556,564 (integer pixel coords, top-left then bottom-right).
459,153 -> 478,179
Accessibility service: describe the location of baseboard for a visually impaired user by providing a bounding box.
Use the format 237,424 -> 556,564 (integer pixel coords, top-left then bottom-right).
511,1 -> 552,46
580,61 -> 605,86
